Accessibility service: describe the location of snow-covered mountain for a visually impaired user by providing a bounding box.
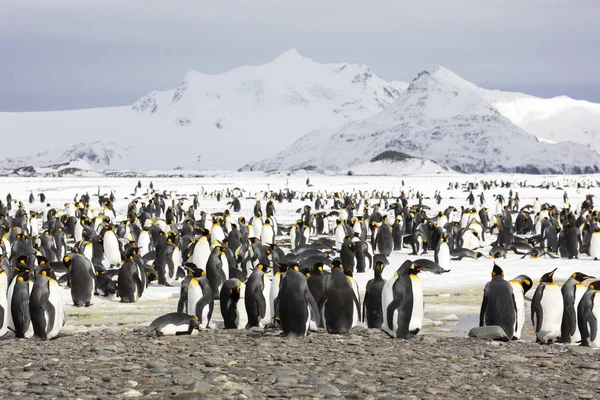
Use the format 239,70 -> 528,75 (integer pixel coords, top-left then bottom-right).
246,71 -> 600,174
4,141 -> 129,170
0,49 -> 407,171
431,67 -> 600,151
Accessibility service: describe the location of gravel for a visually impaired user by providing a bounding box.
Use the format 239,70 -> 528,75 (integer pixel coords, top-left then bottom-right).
1,326 -> 600,399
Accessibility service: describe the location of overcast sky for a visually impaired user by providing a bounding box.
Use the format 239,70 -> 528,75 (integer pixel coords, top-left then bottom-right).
1,0 -> 599,111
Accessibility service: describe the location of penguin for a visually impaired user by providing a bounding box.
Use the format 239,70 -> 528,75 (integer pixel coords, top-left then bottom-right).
148,312 -> 200,336
577,280 -> 600,348
434,234 -> 450,272
508,274 -> 532,340
260,218 -> 275,246
589,227 -> 600,260
244,263 -> 272,328
381,260 -> 423,339
63,254 -> 96,307
363,260 -> 386,328
103,227 -> 121,267
321,260 -> 360,334
0,267 -> 8,337
278,265 -> 320,336
375,223 -> 393,256
29,267 -> 66,340
339,239 -> 356,273
531,268 -> 564,344
220,278 -> 247,329
117,258 -> 144,303
560,272 -> 594,343
7,267 -> 34,339
179,268 -> 213,330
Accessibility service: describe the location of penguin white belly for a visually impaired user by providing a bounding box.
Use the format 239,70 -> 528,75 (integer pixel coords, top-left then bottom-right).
187,279 -> 203,317
269,273 -> 281,322
235,284 -> 247,329
251,219 -> 262,239
138,232 -> 151,257
167,247 -> 181,284
2,237 -> 11,259
260,227 -> 274,246
290,229 -> 297,250
46,279 -> 64,340
30,218 -> 39,236
158,323 -> 191,336
335,227 -> 345,250
509,282 -> 525,339
103,231 -> 121,266
409,275 -> 423,332
156,220 -> 167,232
83,243 -> 94,264
192,241 -> 210,269
538,284 -> 563,342
348,276 -> 360,328
220,253 -> 229,281
74,222 -> 83,243
437,243 -> 450,271
495,202 -> 502,216
533,201 -> 541,214
462,232 -> 478,250
590,234 -> 600,260
381,276 -> 397,337
211,226 -> 225,243
589,297 -> 600,348
571,284 -> 586,343
260,275 -> 272,326
0,272 -> 7,337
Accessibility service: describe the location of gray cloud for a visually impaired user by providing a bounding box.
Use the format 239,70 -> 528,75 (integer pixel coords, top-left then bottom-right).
1,0 -> 599,111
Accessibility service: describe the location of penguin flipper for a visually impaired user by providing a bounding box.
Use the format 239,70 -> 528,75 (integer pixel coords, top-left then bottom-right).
362,291 -> 368,324
386,298 -> 401,334
40,287 -> 56,337
479,293 -> 488,327
532,298 -> 544,334
590,307 -> 598,343
195,295 -> 213,325
565,301 -> 577,337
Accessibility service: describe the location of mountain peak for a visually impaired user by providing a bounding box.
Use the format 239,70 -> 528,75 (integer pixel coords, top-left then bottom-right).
271,48 -> 311,64
431,66 -> 477,90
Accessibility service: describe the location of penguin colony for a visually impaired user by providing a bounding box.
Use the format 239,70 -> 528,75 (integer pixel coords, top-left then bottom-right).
1,178 -> 600,346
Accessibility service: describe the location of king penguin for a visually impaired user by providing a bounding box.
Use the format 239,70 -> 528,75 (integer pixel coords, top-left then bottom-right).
381,260 -> 423,339
508,274 -> 532,340
589,227 -> 600,260
560,272 -> 594,343
0,267 -> 9,337
64,254 -> 96,307
244,263 -> 272,328
322,260 -> 360,334
7,267 -> 34,339
29,266 -> 66,340
179,268 -> 213,330
531,268 -> 564,344
220,278 -> 247,329
577,280 -> 600,348
278,265 -> 320,336
363,260 -> 387,328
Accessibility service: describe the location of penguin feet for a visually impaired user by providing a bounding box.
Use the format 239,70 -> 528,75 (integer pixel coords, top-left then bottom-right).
85,301 -> 92,307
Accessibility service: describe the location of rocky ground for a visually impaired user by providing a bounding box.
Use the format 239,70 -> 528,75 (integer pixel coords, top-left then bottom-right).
1,327 -> 599,400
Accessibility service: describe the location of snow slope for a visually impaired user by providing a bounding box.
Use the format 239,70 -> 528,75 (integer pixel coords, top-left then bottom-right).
0,49 -> 407,171
431,67 -> 600,151
247,71 -> 600,174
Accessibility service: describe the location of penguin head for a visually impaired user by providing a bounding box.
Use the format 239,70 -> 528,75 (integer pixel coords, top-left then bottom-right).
39,267 -> 57,281
491,264 -> 504,278
63,255 -> 73,269
311,262 -> 324,274
589,281 -> 600,291
36,255 -> 49,267
571,272 -> 594,283
512,275 -> 533,294
540,268 -> 557,283
257,263 -> 270,273
375,260 -> 386,271
331,259 -> 343,270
